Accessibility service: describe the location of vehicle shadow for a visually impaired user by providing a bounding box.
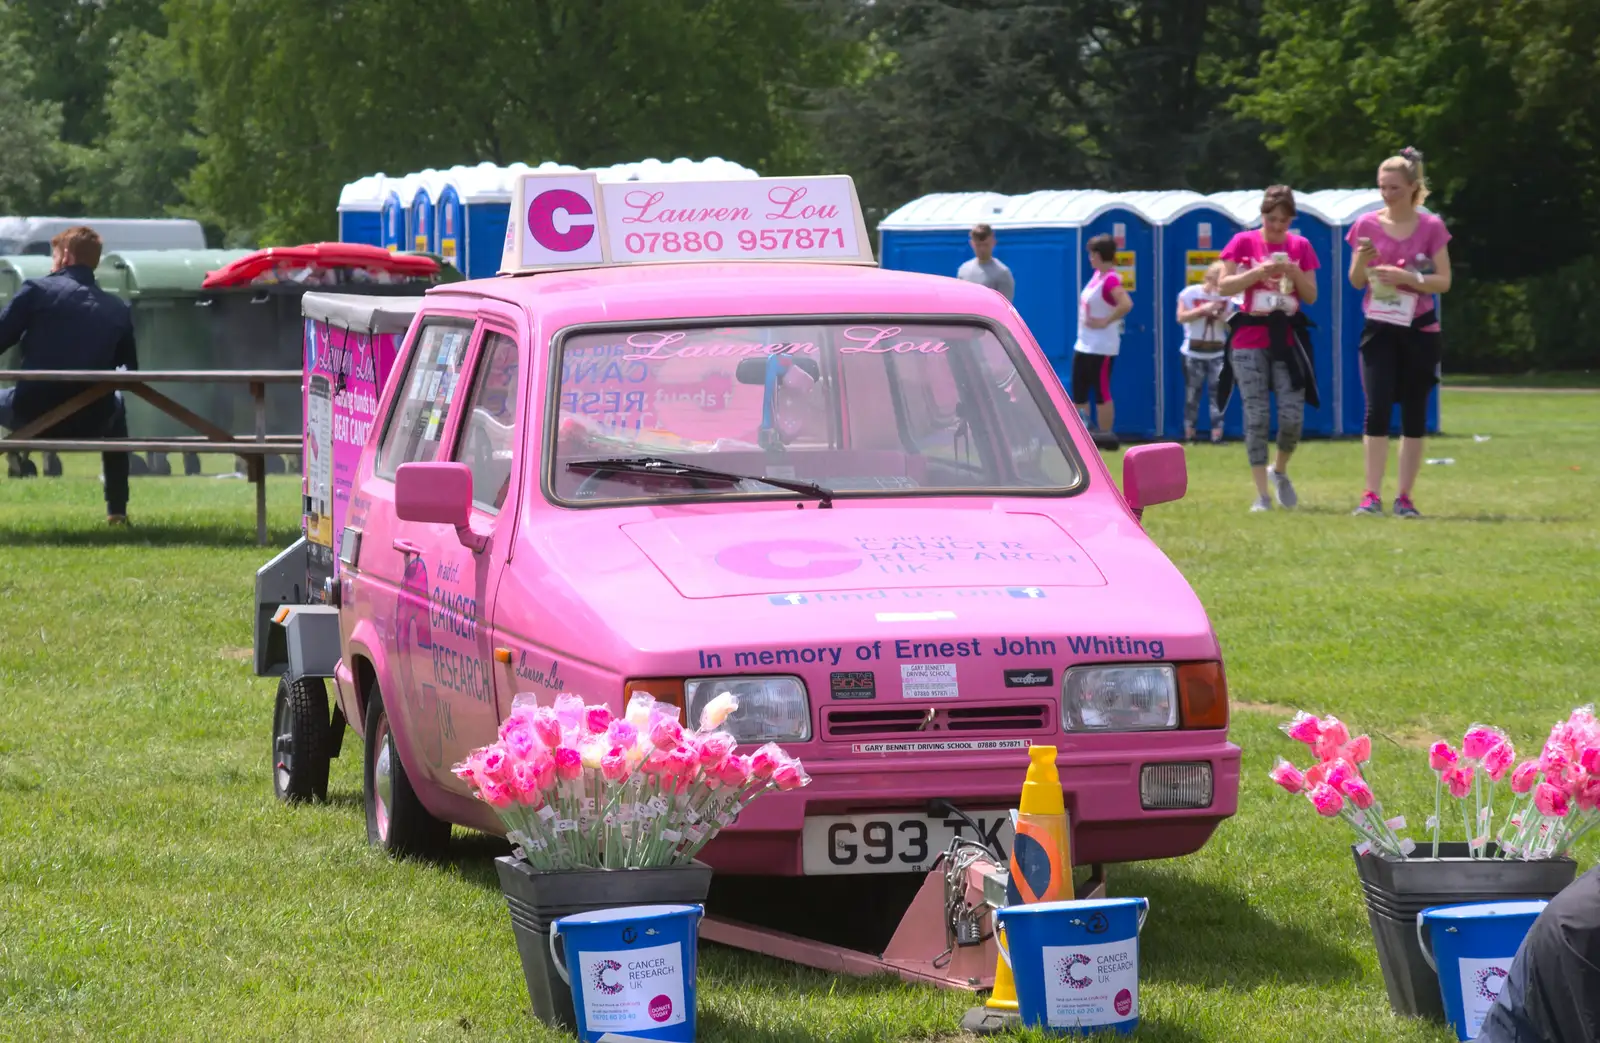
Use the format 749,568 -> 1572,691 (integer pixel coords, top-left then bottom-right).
0,521 -> 302,547
1118,863 -> 1360,988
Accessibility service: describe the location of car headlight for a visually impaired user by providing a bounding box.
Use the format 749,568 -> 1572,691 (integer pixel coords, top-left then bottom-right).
1061,665 -> 1178,731
686,676 -> 811,742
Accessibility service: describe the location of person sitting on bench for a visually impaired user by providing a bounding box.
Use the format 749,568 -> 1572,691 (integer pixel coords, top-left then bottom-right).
0,225 -> 138,524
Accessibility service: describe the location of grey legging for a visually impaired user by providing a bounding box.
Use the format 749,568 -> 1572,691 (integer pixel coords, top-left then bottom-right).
1231,348 -> 1303,467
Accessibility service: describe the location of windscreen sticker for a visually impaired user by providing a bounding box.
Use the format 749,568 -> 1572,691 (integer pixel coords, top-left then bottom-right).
854,739 -> 1031,754
830,671 -> 876,700
901,663 -> 958,699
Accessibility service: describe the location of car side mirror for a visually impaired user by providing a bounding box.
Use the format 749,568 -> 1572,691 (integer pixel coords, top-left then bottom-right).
1122,443 -> 1187,515
394,461 -> 488,551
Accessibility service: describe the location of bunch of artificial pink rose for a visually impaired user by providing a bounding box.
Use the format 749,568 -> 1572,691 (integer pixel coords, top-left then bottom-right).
1270,706 -> 1600,861
453,690 -> 809,870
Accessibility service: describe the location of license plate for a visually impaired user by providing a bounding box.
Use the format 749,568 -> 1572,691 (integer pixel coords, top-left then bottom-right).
801,810 -> 1015,875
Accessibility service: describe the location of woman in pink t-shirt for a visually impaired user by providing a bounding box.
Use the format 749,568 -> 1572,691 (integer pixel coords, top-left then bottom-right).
1215,185 -> 1321,513
1346,147 -> 1453,518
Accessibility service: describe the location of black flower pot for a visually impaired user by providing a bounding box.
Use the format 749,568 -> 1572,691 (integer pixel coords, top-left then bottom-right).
495,857 -> 714,1032
1352,843 -> 1577,1021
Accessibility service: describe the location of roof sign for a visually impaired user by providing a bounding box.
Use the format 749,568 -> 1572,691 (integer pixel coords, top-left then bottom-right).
499,172 -> 875,274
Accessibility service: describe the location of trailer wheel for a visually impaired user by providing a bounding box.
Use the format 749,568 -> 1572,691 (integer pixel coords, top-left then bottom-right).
363,684 -> 449,857
272,675 -> 331,803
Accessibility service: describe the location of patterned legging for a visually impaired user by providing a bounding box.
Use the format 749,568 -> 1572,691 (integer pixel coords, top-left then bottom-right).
1231,348 -> 1303,467
1183,355 -> 1225,431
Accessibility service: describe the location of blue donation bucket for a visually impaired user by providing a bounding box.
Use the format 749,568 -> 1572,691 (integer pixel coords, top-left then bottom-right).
1419,900 -> 1546,1041
550,903 -> 704,1043
996,897 -> 1149,1036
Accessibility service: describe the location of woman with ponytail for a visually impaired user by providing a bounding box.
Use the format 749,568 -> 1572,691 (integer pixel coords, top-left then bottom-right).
1347,147 -> 1453,517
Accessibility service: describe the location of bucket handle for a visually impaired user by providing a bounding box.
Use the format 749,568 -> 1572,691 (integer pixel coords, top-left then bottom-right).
549,922 -> 571,986
1135,897 -> 1149,934
992,909 -> 1012,970
1415,913 -> 1440,974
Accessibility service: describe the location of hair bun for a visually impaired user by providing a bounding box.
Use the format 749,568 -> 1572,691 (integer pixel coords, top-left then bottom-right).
1401,146 -> 1424,164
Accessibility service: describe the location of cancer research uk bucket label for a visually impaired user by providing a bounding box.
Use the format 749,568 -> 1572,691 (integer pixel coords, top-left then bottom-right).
577,942 -> 687,1032
1041,941 -> 1138,1028
1459,957 -> 1511,1038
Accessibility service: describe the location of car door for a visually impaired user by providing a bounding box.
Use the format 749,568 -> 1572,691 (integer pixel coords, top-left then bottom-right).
360,314 -> 483,787
432,320 -> 526,785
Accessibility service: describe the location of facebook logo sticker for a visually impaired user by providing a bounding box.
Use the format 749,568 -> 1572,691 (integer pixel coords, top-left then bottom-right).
1007,587 -> 1047,599
769,593 -> 809,606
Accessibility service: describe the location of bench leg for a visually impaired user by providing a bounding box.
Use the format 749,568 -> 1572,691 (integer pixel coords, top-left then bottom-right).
248,455 -> 267,546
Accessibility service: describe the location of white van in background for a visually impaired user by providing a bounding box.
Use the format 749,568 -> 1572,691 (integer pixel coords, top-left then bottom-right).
0,216 -> 207,255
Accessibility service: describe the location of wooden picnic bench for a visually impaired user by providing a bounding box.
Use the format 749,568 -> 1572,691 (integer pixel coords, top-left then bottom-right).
0,369 -> 302,545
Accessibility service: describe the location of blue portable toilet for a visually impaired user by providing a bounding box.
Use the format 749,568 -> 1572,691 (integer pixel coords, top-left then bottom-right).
878,191 -> 1014,282
435,171 -> 465,273
379,187 -> 407,253
998,191 -> 1161,438
1205,189 -> 1339,439
337,174 -> 388,247
1143,192 -> 1240,439
405,171 -> 441,255
1300,189 -> 1442,437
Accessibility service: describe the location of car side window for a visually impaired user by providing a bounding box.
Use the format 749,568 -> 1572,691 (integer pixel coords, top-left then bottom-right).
375,321 -> 474,479
451,329 -> 520,512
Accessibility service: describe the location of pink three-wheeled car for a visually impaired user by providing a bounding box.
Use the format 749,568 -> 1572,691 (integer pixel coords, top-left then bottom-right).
255,172 -> 1238,969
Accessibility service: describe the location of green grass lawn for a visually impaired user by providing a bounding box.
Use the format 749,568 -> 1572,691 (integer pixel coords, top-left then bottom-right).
2,390 -> 1597,1042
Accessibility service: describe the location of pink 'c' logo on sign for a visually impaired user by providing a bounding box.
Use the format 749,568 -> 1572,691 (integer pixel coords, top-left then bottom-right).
527,188 -> 595,253
716,540 -> 862,579
649,995 -> 673,1022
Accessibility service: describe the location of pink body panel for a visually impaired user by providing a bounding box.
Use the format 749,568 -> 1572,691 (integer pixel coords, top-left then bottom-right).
337,263 -> 1241,873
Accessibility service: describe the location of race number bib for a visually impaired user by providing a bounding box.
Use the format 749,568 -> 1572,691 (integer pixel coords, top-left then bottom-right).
1367,290 -> 1420,327
1255,291 -> 1298,314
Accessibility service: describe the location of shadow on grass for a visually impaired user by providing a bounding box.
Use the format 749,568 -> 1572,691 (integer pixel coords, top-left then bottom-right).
1291,503 -> 1586,524
1118,863 -> 1359,988
0,521 -> 302,547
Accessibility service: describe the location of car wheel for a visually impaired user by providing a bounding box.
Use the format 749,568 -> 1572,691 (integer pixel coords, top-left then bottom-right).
363,684 -> 449,857
272,675 -> 331,803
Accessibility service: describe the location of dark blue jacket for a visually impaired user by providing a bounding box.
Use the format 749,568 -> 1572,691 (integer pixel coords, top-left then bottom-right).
0,265 -> 138,426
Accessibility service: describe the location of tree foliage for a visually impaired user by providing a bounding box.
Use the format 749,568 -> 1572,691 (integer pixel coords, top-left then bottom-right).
0,31 -> 62,213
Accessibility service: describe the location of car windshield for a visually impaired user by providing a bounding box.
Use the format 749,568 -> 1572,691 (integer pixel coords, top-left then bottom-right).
548,321 -> 1082,504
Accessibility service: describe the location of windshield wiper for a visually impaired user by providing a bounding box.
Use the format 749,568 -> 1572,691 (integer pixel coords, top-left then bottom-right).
566,456 -> 834,508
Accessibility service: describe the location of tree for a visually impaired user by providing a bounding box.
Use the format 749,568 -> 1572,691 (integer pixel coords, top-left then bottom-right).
0,31 -> 62,213
815,0 -> 1278,215
168,0 -> 854,245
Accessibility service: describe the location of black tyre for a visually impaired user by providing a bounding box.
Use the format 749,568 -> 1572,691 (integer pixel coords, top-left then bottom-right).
363,684 -> 449,857
272,676 -> 331,803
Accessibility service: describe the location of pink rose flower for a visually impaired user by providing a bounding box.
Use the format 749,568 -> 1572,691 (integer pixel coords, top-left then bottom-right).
1344,735 -> 1373,764
1319,717 -> 1351,748
509,760 -> 545,804
648,715 -> 684,750
601,746 -> 630,783
1341,776 -> 1376,810
583,704 -> 613,736
1322,759 -> 1359,792
696,731 -> 738,768
1579,746 -> 1600,775
1443,764 -> 1475,800
749,743 -> 784,781
642,747 -> 672,776
1304,762 -> 1329,789
663,744 -> 698,781
499,716 -> 539,761
479,778 -> 514,808
1575,778 -> 1600,813
1482,740 -> 1516,782
1428,742 -> 1459,773
481,746 -> 512,782
1462,726 -> 1503,762
451,750 -> 484,785
605,719 -> 639,752
530,752 -> 556,791
1268,758 -> 1306,794
530,707 -> 564,749
552,745 -> 583,782
1283,711 -> 1323,745
715,754 -> 752,789
774,761 -> 810,791
1539,745 -> 1572,776
1510,761 -> 1541,795
1533,781 -> 1570,818
1306,783 -> 1344,817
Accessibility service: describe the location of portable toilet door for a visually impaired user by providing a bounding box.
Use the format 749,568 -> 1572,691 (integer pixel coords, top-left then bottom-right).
1146,193 -> 1239,439
457,162 -> 516,279
1303,188 -> 1442,438
337,174 -> 387,248
407,174 -> 438,255
435,178 -> 464,274
380,189 -> 406,252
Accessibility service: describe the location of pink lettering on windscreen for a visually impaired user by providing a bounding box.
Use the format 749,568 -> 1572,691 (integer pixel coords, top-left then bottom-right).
716,540 -> 862,579
527,188 -> 595,253
649,994 -> 674,1022
621,327 -> 948,361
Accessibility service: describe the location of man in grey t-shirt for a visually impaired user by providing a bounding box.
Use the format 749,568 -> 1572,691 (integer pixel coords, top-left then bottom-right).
957,223 -> 1015,301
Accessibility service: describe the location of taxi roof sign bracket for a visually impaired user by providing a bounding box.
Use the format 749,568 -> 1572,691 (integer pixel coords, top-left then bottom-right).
499,172 -> 877,275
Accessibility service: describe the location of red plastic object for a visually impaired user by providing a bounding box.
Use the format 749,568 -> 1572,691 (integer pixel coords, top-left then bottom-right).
200,242 -> 439,288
